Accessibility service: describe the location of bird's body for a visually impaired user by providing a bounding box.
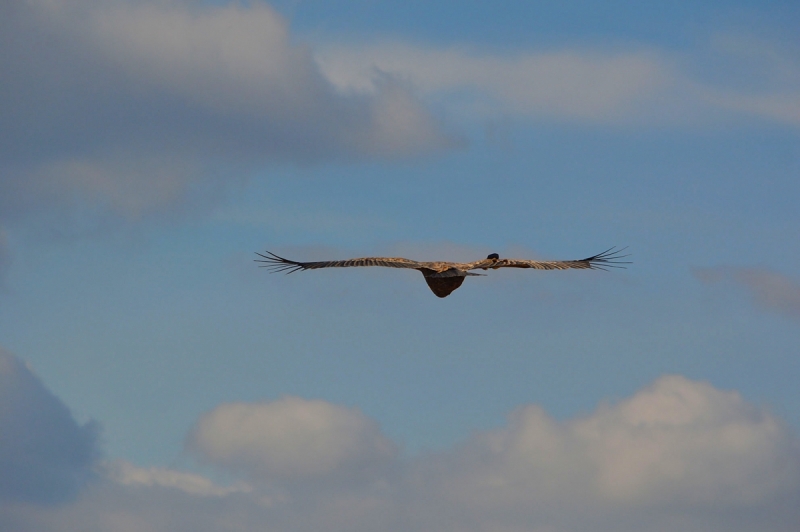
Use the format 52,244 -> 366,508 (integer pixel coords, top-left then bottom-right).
255,248 -> 628,298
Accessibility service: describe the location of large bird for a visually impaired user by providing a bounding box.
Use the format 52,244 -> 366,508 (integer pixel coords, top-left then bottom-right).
255,247 -> 629,298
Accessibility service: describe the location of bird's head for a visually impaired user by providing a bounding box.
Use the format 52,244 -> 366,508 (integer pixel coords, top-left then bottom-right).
487,253 -> 499,261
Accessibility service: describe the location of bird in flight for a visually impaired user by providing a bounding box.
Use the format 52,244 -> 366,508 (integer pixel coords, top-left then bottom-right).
255,247 -> 629,298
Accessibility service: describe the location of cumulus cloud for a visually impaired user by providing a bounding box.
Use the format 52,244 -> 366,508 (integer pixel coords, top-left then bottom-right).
418,375 -> 798,520
0,0 -> 453,221
695,266 -> 800,320
0,349 -> 100,504
4,373 -> 799,531
187,396 -> 398,484
3,2 -> 796,227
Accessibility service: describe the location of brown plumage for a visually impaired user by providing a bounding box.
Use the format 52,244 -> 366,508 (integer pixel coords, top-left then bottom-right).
423,275 -> 466,298
255,247 -> 629,298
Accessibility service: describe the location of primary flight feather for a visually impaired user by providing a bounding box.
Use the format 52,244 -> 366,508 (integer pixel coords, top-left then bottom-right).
255,247 -> 629,298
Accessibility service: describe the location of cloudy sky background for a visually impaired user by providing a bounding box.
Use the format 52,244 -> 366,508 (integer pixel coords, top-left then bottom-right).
1,0 -> 799,530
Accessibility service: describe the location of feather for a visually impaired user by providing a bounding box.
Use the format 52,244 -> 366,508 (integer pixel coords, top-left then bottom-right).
255,247 -> 630,298
423,275 -> 465,298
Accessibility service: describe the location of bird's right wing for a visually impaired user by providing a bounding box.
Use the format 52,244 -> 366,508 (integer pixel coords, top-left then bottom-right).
255,251 -> 425,274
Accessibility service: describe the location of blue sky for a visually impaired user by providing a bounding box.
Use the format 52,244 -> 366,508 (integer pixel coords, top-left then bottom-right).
1,1 -> 799,531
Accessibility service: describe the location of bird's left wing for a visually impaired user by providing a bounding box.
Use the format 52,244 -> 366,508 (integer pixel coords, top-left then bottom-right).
255,251 -> 425,273
471,247 -> 630,271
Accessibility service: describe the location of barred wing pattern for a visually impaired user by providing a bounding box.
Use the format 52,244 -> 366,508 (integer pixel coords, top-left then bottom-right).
255,251 -> 425,274
486,247 -> 628,272
255,247 -> 629,297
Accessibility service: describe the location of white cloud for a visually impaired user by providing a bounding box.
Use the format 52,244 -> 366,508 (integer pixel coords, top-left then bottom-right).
26,155 -> 206,220
104,460 -> 253,498
4,370 -> 799,531
688,32 -> 800,126
315,35 -> 800,126
0,0 -> 454,221
317,43 -> 670,122
403,375 -> 800,532
187,396 -> 398,482
480,375 -> 793,504
703,90 -> 800,124
3,2 -> 796,228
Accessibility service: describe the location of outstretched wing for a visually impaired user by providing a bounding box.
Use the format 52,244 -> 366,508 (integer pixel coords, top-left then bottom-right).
255,251 -> 425,274
481,247 -> 630,271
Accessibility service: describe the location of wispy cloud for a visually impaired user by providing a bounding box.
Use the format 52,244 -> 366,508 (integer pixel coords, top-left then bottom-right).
695,266 -> 800,320
104,460 -> 253,498
3,356 -> 799,531
317,44 -> 671,122
315,33 -> 800,126
3,1 -> 797,228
